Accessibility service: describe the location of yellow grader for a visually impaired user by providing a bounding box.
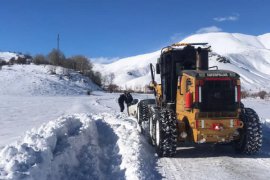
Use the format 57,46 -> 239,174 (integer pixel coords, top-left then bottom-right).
137,43 -> 262,157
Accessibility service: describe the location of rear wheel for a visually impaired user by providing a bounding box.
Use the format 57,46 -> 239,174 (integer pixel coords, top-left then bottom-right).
154,109 -> 178,157
137,101 -> 150,134
234,108 -> 263,154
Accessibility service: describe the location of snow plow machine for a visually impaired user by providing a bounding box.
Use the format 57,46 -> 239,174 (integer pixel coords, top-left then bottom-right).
137,43 -> 262,157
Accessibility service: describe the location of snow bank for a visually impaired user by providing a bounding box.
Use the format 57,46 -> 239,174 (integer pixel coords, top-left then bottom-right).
0,114 -> 101,180
95,113 -> 160,180
0,112 -> 159,180
96,113 -> 143,179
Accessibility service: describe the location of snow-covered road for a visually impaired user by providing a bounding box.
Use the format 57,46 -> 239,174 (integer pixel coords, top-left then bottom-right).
0,92 -> 270,180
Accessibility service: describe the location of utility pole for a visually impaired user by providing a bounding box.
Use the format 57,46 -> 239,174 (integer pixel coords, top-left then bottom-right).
56,34 -> 60,65
57,34 -> 60,52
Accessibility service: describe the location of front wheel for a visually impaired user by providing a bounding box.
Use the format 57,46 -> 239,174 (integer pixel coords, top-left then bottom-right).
234,108 -> 263,154
154,110 -> 178,157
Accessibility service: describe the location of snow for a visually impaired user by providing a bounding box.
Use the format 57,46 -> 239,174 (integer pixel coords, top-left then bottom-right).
0,92 -> 160,180
0,114 -> 100,180
0,96 -> 99,146
258,33 -> 270,49
94,32 -> 270,92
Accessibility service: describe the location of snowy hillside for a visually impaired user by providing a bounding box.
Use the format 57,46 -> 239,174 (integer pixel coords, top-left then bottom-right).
0,52 -> 25,62
94,32 -> 270,92
0,64 -> 100,96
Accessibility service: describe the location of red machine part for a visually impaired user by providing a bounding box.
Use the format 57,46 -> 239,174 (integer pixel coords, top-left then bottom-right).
185,92 -> 193,109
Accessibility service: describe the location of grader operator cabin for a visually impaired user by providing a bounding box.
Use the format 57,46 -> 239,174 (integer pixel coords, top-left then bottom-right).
136,43 -> 263,157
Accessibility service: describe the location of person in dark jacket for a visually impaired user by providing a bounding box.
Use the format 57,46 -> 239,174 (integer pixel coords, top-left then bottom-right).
125,92 -> 133,115
118,92 -> 127,112
125,92 -> 133,106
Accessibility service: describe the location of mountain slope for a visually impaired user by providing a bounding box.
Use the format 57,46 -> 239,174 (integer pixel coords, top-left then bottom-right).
94,51 -> 160,90
94,32 -> 270,92
258,33 -> 270,49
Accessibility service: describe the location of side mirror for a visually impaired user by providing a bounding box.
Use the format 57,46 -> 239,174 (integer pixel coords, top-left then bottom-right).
156,63 -> 160,74
148,81 -> 156,90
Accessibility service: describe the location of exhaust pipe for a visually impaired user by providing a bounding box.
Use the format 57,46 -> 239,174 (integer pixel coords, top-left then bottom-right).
196,47 -> 202,70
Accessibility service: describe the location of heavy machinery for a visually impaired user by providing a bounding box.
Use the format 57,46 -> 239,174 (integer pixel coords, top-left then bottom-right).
137,43 -> 263,157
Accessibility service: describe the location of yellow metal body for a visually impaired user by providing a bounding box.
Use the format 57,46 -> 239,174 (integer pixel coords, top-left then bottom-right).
176,73 -> 243,143
153,72 -> 243,144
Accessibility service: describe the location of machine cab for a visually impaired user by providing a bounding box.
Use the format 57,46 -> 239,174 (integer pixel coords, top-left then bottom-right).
157,45 -> 209,108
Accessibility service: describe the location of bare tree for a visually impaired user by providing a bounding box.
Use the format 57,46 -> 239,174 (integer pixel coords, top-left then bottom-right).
108,73 -> 115,85
69,55 -> 92,74
103,73 -> 115,86
47,49 -> 65,66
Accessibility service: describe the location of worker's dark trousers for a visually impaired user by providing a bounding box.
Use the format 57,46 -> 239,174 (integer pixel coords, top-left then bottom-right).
119,103 -> 124,112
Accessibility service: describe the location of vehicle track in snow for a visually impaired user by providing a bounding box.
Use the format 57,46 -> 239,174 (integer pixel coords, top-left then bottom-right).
95,97 -> 118,111
95,119 -> 125,180
157,139 -> 270,180
94,95 -> 163,180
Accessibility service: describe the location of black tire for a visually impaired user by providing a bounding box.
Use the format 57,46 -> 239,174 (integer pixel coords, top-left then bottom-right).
138,101 -> 149,125
240,102 -> 245,109
136,106 -> 143,134
148,109 -> 157,146
137,101 -> 150,137
154,109 -> 178,157
234,108 -> 263,154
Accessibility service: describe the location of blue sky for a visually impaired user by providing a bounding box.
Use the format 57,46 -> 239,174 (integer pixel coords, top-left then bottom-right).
0,0 -> 269,62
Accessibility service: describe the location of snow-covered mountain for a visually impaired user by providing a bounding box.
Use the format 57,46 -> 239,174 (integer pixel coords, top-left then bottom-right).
0,64 -> 100,96
94,32 -> 270,92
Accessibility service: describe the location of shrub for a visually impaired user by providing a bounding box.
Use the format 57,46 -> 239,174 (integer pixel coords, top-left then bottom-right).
87,90 -> 92,95
9,57 -> 16,65
241,90 -> 249,99
69,55 -> 92,74
258,91 -> 267,99
0,60 -> 6,70
33,54 -> 49,65
87,71 -> 102,86
16,56 -> 27,64
107,84 -> 119,92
